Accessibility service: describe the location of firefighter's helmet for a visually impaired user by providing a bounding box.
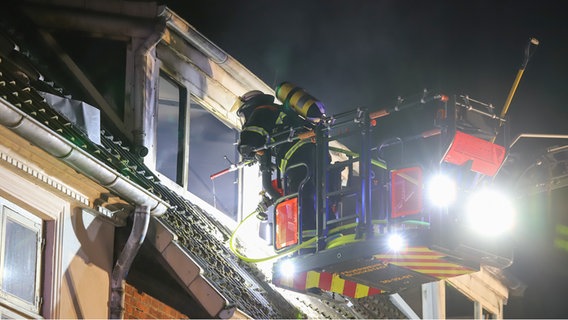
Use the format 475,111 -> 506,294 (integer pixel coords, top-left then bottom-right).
231,90 -> 275,124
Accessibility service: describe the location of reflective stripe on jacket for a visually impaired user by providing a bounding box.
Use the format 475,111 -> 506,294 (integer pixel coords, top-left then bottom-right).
279,139 -> 310,173
242,125 -> 272,141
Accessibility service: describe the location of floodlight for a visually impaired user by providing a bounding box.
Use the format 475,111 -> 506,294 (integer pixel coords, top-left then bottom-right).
387,234 -> 406,252
465,189 -> 515,235
279,259 -> 296,278
427,174 -> 457,207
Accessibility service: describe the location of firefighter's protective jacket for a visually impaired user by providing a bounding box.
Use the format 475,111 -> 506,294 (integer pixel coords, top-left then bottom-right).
241,100 -> 317,206
239,96 -> 313,186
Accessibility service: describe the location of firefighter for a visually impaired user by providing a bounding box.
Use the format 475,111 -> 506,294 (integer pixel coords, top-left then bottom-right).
231,90 -> 317,229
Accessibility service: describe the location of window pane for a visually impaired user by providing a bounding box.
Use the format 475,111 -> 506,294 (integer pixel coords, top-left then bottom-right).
2,214 -> 37,304
188,103 -> 239,219
157,74 -> 184,183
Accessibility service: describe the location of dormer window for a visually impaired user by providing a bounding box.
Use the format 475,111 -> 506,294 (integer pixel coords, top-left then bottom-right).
156,72 -> 240,219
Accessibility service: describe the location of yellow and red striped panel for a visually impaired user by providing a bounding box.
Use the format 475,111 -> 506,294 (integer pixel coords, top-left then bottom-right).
374,246 -> 475,279
275,270 -> 382,298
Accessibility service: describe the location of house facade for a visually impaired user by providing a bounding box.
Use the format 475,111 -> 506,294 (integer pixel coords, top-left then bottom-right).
0,1 -> 279,318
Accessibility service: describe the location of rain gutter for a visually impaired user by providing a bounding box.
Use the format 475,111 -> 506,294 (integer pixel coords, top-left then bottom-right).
0,97 -> 169,215
165,9 -> 272,93
165,10 -> 227,64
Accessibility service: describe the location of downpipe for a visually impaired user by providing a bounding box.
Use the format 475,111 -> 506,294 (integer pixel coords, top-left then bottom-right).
109,205 -> 150,319
110,13 -> 168,318
132,12 -> 168,157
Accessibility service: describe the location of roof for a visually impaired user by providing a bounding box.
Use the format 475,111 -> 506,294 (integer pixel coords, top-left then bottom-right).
0,28 -> 298,319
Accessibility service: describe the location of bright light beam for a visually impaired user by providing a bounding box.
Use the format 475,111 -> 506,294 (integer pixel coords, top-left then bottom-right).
466,189 -> 515,236
427,174 -> 457,207
279,260 -> 296,278
388,234 -> 406,252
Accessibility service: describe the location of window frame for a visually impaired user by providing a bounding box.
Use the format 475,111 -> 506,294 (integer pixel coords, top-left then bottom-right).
156,71 -> 190,186
0,197 -> 43,315
155,69 -> 248,220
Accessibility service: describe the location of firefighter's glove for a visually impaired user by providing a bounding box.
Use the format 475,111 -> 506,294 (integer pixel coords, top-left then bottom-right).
256,211 -> 268,221
238,144 -> 257,160
255,194 -> 273,221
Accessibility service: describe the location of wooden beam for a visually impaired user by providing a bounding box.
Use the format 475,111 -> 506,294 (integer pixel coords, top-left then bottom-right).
38,30 -> 128,139
422,281 -> 445,319
446,267 -> 507,318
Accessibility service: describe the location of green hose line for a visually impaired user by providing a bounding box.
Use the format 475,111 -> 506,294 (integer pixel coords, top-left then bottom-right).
229,214 -> 391,263
327,219 -> 388,235
401,219 -> 430,227
229,209 -> 318,263
325,234 -> 363,250
228,145 -> 389,263
328,146 -> 387,170
229,207 -> 426,263
327,222 -> 358,234
325,220 -> 429,249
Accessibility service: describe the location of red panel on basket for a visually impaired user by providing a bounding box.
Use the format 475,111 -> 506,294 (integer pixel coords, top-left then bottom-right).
391,167 -> 423,218
443,131 -> 506,176
275,197 -> 299,250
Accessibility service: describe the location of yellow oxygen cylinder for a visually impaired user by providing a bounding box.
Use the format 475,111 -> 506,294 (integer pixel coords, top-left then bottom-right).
275,81 -> 326,123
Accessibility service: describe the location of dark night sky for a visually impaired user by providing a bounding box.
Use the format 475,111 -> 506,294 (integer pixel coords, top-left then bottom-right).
167,0 -> 568,139
164,1 -> 568,317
